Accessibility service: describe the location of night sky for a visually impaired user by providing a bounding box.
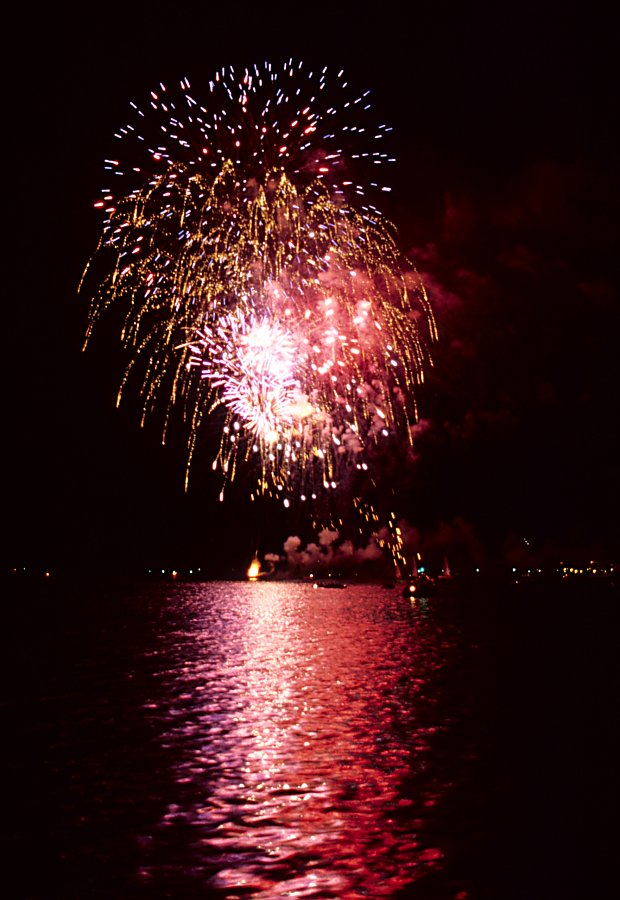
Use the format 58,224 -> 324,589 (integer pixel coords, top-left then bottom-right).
5,1 -> 619,576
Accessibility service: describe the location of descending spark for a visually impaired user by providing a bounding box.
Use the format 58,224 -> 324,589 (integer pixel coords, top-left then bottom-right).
82,61 -> 437,501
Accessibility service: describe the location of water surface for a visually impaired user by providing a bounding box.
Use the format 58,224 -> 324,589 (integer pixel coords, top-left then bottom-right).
2,577 -> 615,898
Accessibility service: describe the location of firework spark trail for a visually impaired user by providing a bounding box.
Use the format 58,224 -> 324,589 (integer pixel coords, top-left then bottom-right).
82,60 -> 437,502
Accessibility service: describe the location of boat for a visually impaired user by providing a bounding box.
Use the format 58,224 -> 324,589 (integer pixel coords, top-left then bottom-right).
247,557 -> 261,580
402,555 -> 436,597
402,573 -> 436,597
437,556 -> 452,581
246,556 -> 277,581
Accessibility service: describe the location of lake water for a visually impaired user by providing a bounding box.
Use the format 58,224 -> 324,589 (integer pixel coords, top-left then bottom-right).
1,577 -> 616,898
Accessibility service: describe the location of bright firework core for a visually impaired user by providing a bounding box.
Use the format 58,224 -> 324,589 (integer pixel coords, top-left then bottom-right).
193,311 -> 302,444
82,61 -> 437,502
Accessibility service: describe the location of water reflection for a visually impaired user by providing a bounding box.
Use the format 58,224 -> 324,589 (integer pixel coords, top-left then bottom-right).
142,582 -> 454,897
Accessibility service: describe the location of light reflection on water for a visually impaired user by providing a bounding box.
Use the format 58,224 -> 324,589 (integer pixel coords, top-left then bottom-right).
7,575 -> 616,898
140,582 -> 454,897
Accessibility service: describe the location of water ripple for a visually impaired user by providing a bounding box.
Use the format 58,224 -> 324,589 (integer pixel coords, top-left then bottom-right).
136,582 -> 455,897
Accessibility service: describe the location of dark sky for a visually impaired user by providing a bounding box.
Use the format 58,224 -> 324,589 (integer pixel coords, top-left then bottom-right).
5,1 -> 619,575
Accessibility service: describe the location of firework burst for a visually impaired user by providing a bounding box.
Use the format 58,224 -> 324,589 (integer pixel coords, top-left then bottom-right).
82,60 -> 437,502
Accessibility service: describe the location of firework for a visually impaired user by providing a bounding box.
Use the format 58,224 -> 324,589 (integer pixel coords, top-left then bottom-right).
82,61 -> 437,501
